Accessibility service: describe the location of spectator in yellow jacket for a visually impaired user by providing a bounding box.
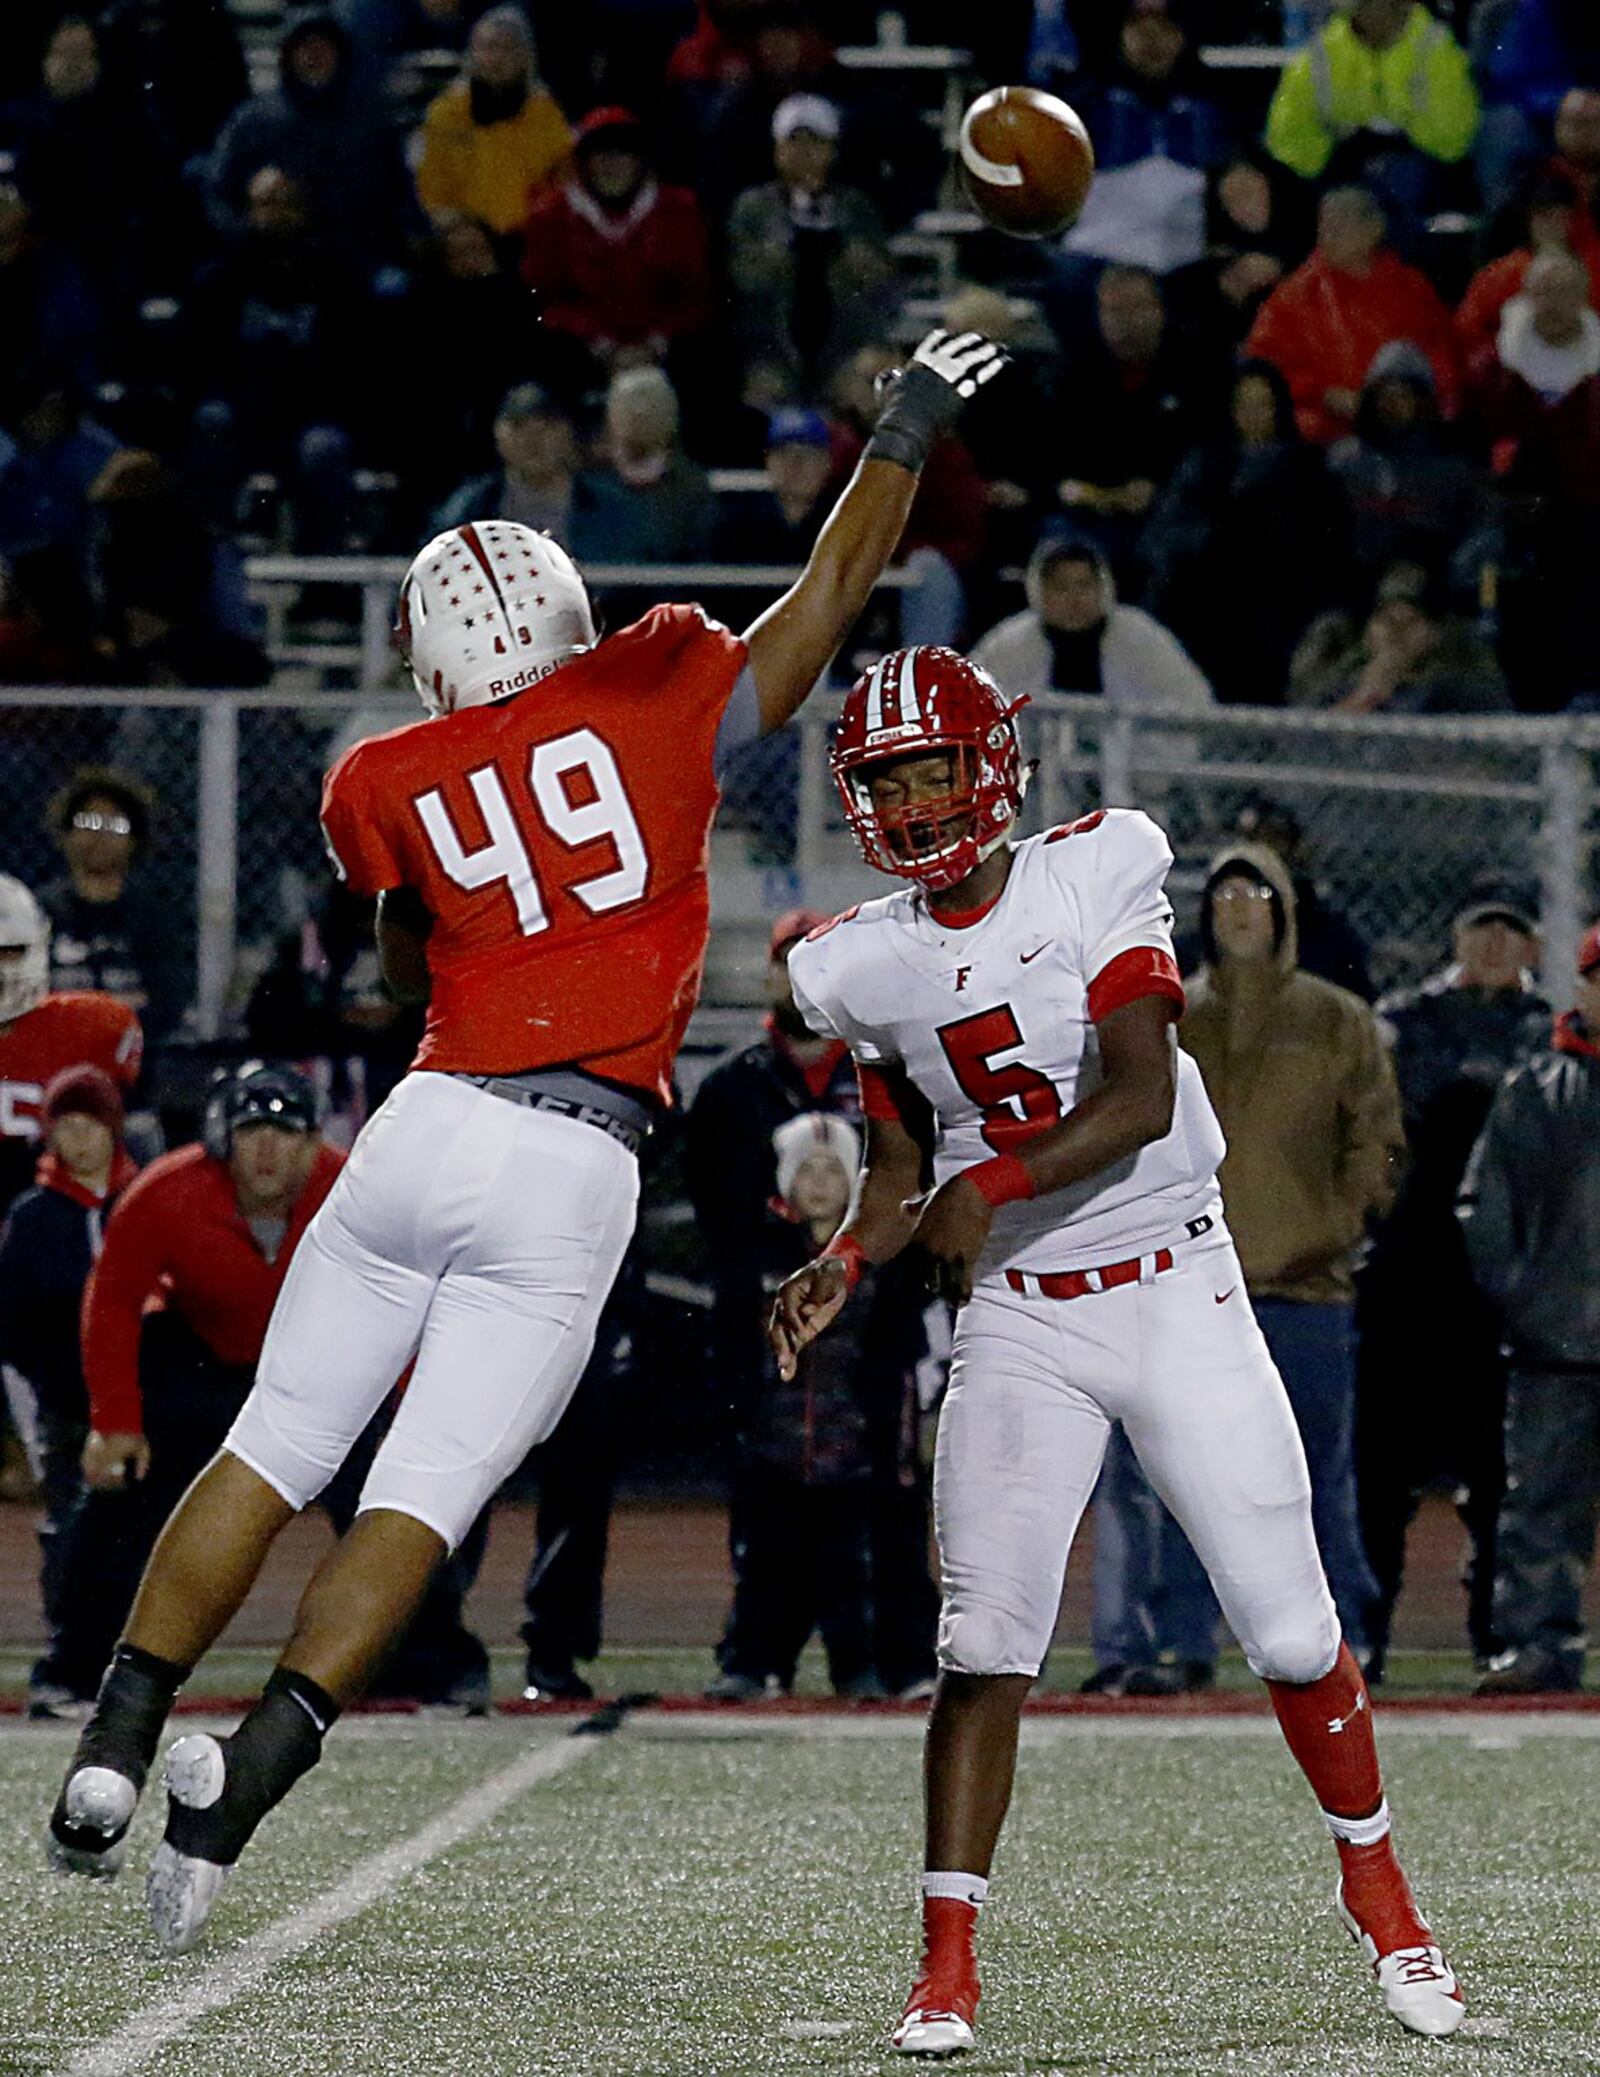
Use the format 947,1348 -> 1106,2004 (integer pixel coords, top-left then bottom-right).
415,6 -> 571,236
1267,0 -> 1478,233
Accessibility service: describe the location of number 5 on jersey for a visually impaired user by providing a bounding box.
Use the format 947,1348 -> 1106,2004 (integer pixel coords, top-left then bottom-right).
413,727 -> 649,936
938,1003 -> 1064,1153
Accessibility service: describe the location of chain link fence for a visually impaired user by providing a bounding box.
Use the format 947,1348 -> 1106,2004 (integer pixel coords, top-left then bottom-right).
0,682 -> 1594,1042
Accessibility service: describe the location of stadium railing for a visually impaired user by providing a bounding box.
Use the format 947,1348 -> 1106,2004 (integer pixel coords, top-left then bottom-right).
0,685 -> 1593,1042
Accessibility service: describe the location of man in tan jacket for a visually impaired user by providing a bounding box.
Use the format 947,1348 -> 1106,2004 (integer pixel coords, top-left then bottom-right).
1180,839 -> 1404,1661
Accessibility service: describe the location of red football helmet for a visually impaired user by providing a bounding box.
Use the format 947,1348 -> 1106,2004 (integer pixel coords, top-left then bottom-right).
830,648 -> 1029,890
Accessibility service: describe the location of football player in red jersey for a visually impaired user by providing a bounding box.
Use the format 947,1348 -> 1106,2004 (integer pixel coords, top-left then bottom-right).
770,649 -> 1463,2053
0,875 -> 142,1215
47,330 -> 1009,1952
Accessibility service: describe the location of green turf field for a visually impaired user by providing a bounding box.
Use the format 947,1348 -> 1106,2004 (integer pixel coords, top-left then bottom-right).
4,1710 -> 1597,2076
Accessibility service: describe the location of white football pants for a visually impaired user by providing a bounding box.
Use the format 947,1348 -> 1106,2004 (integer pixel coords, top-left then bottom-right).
935,1225 -> 1341,1683
227,1071 -> 638,1550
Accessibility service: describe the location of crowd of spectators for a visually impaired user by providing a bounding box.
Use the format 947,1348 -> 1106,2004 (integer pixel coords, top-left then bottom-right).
0,0 -> 1591,705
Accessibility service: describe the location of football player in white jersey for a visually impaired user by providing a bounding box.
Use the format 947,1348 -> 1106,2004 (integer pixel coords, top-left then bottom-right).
770,647 -> 1463,2057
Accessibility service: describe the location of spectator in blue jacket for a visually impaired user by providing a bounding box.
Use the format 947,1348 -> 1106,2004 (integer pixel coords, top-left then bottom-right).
0,1066 -> 137,1718
206,6 -> 413,263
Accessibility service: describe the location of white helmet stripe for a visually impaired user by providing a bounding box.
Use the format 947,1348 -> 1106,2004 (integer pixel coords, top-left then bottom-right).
899,649 -> 921,727
863,655 -> 890,737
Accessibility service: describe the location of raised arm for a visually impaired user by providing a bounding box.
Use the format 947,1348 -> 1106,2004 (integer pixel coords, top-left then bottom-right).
742,331 -> 1007,737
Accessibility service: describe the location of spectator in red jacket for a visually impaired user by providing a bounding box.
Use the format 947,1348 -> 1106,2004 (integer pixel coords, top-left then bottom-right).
1468,249 -> 1600,516
521,106 -> 711,389
54,1058 -> 490,1712
1458,173 -> 1600,362
1247,185 -> 1460,445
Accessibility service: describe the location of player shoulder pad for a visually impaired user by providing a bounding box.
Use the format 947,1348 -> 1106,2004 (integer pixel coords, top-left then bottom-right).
612,600 -> 743,664
786,894 -> 905,1047
1038,807 -> 1172,876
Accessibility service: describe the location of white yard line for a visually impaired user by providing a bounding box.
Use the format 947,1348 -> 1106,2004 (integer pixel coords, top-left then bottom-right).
58,1731 -> 597,2077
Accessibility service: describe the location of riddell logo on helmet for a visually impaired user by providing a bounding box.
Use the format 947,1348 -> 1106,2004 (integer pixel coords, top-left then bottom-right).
487,658 -> 564,698
867,722 -> 927,745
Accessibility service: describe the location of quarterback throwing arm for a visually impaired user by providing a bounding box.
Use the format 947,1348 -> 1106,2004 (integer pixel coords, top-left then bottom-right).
773,807 -> 1214,1358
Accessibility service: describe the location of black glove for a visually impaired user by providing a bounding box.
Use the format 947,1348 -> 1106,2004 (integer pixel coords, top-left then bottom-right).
865,328 -> 1011,474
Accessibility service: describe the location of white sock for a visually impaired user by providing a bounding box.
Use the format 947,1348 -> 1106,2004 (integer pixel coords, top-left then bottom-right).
922,1870 -> 988,1909
1323,1797 -> 1391,1848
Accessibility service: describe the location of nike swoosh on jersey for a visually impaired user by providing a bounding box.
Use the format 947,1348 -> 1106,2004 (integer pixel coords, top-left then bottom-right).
1019,943 -> 1050,964
1214,1287 -> 1236,1305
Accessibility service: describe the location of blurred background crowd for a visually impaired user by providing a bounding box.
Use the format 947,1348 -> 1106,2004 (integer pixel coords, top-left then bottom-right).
0,0 -> 1598,1711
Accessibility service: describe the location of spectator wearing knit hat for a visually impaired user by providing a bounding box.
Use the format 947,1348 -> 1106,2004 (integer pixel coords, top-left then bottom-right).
1461,923 -> 1600,1693
0,1065 -> 137,1717
521,108 -> 712,388
415,5 -> 571,236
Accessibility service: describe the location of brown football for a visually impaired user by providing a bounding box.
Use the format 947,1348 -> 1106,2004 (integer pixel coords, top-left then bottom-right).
958,85 -> 1095,239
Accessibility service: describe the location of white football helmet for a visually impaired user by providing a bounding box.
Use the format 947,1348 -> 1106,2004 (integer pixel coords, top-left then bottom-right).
0,875 -> 49,1024
395,520 -> 597,717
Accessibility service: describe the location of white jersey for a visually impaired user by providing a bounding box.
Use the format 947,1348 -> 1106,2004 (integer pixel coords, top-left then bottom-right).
788,809 -> 1225,1275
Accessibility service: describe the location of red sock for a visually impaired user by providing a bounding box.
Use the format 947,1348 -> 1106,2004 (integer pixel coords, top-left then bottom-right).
1266,1641 -> 1431,1955
908,1896 -> 981,2021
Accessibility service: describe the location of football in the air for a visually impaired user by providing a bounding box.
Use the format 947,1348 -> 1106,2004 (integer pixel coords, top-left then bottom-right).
957,85 -> 1095,239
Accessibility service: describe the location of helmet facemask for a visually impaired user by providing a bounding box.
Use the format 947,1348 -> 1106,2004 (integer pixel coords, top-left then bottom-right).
836,722 -> 1028,892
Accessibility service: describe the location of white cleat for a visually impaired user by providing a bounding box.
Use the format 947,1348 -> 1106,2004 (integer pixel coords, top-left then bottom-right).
891,2010 -> 976,2058
147,1734 -> 230,1955
46,1765 -> 139,1879
1338,1885 -> 1465,2038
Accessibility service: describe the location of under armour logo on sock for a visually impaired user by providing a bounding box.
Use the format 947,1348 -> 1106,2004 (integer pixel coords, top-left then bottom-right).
1327,1690 -> 1367,1735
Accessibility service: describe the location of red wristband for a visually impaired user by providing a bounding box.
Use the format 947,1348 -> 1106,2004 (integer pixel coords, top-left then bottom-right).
965,1154 -> 1036,1208
822,1231 -> 869,1291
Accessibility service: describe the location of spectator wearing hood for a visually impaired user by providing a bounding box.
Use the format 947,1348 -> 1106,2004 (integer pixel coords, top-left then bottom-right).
1247,186 -> 1460,447
1290,558 -> 1510,713
1468,249 -> 1600,520
1457,172 -> 1600,364
1328,340 -> 1483,576
1143,358 -> 1351,702
1226,796 -> 1375,1002
1360,873 -> 1550,1679
1060,0 -> 1233,277
1460,923 -> 1600,1694
1181,840 -> 1402,1659
207,7 -> 413,261
520,107 -> 711,381
0,1065 -> 137,1717
415,5 -> 571,236
973,536 -> 1213,710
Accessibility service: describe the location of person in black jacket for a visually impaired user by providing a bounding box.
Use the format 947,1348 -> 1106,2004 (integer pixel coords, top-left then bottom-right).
1357,874 -> 1551,1679
1459,924 -> 1600,1695
0,1065 -> 137,1717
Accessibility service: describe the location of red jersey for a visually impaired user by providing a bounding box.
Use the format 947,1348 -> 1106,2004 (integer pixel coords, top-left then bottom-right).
0,991 -> 142,1143
321,604 -> 746,1101
83,1140 -> 345,1433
